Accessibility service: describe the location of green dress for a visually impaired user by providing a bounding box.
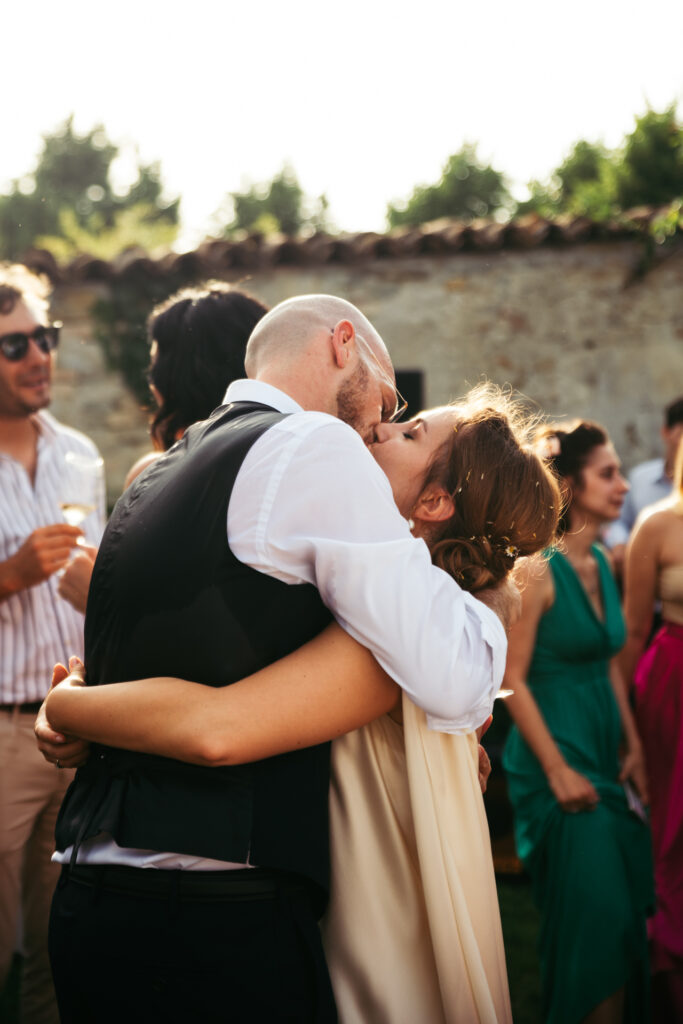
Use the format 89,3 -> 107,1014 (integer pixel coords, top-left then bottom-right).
503,546 -> 653,1024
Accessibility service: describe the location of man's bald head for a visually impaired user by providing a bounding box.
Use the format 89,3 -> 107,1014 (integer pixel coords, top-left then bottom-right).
244,294 -> 389,378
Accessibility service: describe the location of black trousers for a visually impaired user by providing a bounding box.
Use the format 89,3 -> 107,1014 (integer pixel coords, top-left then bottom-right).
49,865 -> 337,1024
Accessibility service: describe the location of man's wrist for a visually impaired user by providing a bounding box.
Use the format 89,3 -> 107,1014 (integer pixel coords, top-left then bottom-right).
0,556 -> 21,602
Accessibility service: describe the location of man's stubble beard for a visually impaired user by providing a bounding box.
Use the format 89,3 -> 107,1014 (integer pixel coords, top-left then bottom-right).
336,360 -> 372,442
0,379 -> 51,419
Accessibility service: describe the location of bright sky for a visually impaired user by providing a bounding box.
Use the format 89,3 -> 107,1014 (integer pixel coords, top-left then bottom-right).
6,0 -> 683,250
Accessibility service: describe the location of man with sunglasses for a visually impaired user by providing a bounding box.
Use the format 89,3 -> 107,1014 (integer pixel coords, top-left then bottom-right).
0,263 -> 104,1024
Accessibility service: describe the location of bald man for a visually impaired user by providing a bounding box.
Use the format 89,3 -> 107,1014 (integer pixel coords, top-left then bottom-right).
44,295 -> 509,1023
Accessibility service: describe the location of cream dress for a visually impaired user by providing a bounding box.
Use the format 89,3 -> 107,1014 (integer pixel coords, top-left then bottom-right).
322,693 -> 512,1024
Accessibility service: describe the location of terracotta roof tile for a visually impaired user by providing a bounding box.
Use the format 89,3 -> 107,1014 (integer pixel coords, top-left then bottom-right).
22,248 -> 63,283
21,206 -> 682,283
467,219 -> 508,250
506,214 -> 552,247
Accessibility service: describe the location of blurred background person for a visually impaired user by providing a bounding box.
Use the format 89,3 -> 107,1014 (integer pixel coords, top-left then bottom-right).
125,281 -> 268,486
605,395 -> 683,576
619,436 -> 683,1021
57,283 -> 268,614
502,421 -> 652,1024
0,263 -> 105,1024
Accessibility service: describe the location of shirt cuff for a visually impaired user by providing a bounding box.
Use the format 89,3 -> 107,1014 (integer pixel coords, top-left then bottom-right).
425,597 -> 506,735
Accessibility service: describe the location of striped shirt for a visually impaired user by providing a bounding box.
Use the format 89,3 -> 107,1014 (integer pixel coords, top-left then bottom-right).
0,411 -> 105,704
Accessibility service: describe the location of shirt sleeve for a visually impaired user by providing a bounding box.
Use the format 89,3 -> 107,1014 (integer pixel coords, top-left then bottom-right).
228,414 -> 507,733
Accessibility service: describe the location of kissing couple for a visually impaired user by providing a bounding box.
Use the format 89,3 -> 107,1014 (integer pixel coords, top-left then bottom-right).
37,295 -> 559,1023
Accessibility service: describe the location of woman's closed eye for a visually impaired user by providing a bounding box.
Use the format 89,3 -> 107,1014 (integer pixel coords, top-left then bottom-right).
402,418 -> 424,441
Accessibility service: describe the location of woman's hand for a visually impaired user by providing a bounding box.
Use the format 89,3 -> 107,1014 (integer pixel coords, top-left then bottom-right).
619,743 -> 649,806
34,659 -> 91,769
546,762 -> 600,813
477,745 -> 492,793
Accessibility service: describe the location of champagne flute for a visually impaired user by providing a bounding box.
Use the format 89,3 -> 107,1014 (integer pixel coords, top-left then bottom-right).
59,451 -> 104,532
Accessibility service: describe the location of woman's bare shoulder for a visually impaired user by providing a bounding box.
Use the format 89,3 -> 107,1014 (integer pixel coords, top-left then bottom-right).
633,500 -> 683,540
515,551 -> 555,610
124,451 -> 162,490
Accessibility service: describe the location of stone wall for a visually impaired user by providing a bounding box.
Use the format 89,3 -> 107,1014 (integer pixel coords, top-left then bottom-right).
50,240 -> 683,506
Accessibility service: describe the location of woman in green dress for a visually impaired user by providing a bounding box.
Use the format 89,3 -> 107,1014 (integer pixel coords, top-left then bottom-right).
502,421 -> 653,1024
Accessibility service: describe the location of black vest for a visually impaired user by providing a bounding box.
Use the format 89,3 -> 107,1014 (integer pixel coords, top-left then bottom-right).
56,402 -> 333,894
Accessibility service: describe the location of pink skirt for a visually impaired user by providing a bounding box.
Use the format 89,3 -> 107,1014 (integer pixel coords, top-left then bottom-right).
634,622 -> 683,978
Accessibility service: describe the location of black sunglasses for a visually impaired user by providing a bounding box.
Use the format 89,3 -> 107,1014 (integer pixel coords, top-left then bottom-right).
0,323 -> 61,362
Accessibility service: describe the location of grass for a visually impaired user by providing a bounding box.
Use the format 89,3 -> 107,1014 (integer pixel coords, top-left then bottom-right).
497,875 -> 542,1024
0,955 -> 20,1024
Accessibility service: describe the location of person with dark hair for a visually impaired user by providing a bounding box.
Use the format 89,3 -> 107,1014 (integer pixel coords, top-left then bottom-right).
0,264 -> 105,1024
57,283 -> 269,613
619,436 -> 683,1020
502,420 -> 653,1024
605,395 -> 683,567
40,384 -> 560,1023
127,282 -> 269,483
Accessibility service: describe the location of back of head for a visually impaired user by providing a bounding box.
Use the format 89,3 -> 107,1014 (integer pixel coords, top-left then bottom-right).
665,395 -> 683,430
0,262 -> 50,317
244,294 -> 385,378
423,385 -> 561,592
148,283 -> 268,450
534,420 -> 608,533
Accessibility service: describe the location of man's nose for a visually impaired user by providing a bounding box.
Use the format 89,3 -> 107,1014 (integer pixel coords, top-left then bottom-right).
374,421 -> 402,443
26,337 -> 51,364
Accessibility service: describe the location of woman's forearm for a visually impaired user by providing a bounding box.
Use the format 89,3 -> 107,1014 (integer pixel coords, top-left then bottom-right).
616,634 -> 647,692
45,623 -> 399,766
505,681 -> 567,777
609,661 -> 642,752
619,517 -> 659,684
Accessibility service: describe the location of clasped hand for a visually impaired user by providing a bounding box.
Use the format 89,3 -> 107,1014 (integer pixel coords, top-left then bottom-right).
34,659 -> 91,769
547,762 -> 600,814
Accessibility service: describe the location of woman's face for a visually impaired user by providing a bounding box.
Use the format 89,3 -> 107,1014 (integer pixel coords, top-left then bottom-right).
370,407 -> 456,519
569,442 -> 629,525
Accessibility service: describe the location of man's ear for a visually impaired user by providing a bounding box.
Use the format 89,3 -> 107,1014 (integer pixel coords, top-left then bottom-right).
413,485 -> 455,524
330,320 -> 355,369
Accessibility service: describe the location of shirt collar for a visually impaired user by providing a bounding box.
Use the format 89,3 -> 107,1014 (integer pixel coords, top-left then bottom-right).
223,380 -> 304,416
33,411 -> 62,459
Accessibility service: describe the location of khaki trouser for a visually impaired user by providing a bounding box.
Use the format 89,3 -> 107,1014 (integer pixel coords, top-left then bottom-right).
0,707 -> 72,1024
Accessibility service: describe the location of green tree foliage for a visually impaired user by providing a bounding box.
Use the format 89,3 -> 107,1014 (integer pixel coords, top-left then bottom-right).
386,145 -> 511,229
517,141 -> 618,219
617,106 -> 683,209
518,105 -> 682,220
0,116 -> 179,259
218,165 -> 331,237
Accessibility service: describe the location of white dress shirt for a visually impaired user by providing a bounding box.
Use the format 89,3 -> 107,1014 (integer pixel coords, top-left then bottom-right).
64,381 -> 506,870
0,412 -> 105,704
227,379 -> 506,732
